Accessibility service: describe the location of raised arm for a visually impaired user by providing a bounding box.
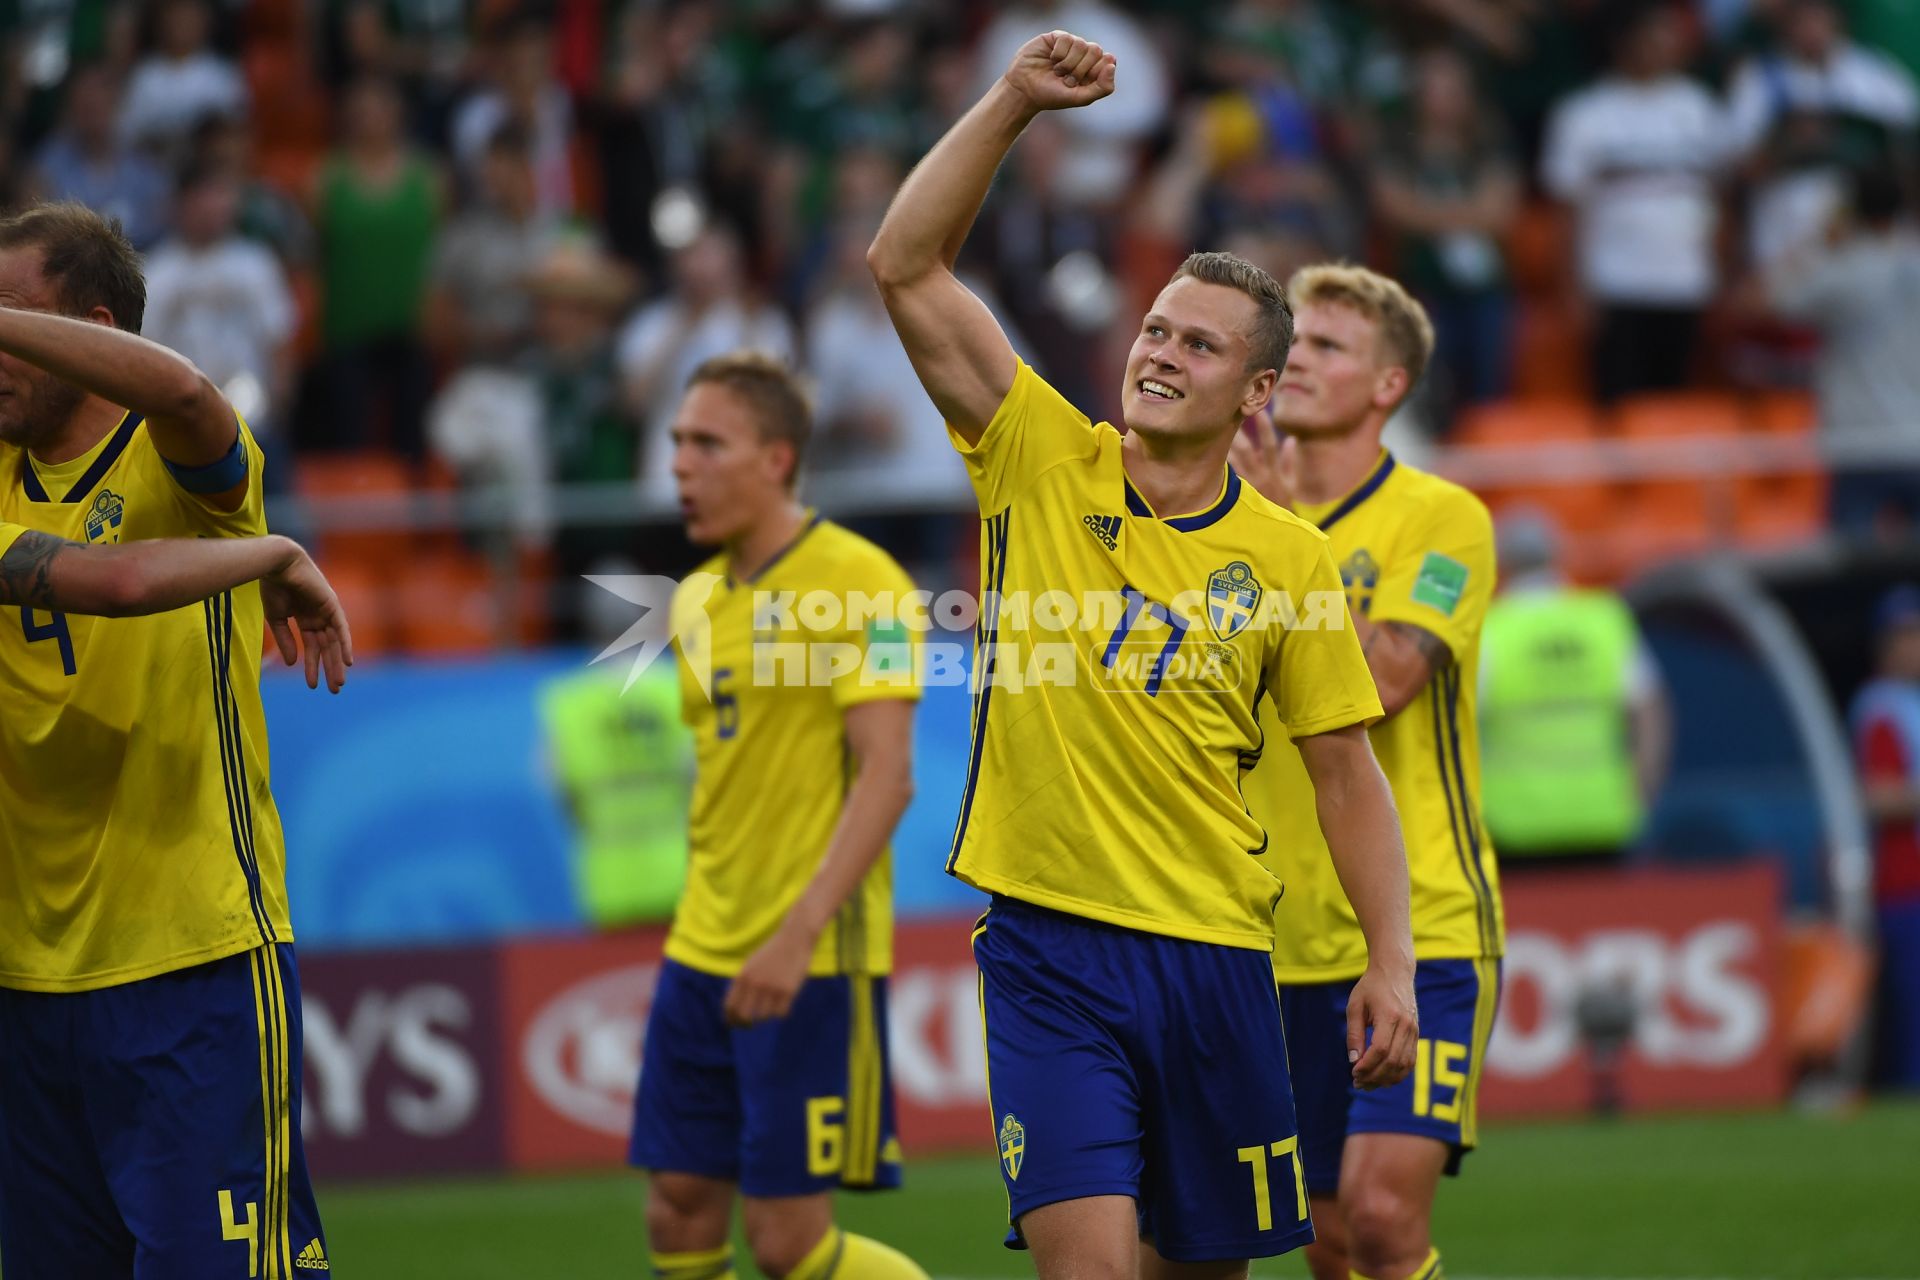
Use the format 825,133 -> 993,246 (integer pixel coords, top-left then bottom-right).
0,307 -> 247,507
867,30 -> 1114,441
0,529 -> 352,690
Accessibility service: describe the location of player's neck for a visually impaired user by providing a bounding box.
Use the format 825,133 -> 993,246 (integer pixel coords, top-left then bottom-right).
1291,421 -> 1387,507
29,397 -> 128,466
1121,430 -> 1233,519
726,500 -> 811,583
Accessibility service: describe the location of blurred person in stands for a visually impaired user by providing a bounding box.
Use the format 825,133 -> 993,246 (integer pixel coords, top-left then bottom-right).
961,113 -> 1113,408
1370,47 -> 1520,428
1763,165 -> 1920,539
329,0 -> 474,146
116,0 -> 245,161
970,0 -> 1169,209
619,222 -> 794,503
427,237 -> 634,564
309,75 -> 442,457
451,9 -> 574,220
538,555 -> 692,929
1234,265 -> 1501,1280
188,113 -> 315,268
586,0 -> 728,281
424,119 -> 555,371
144,160 -> 298,489
1478,510 -> 1670,865
1541,0 -> 1731,401
630,353 -> 929,1280
1849,584 -> 1920,1087
1727,0 -> 1918,268
30,63 -> 169,250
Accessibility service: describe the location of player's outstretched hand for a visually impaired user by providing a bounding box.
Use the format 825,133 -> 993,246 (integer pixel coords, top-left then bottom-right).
1347,960 -> 1418,1090
1003,30 -> 1116,113
260,540 -> 353,694
1230,405 -> 1297,510
724,922 -> 814,1028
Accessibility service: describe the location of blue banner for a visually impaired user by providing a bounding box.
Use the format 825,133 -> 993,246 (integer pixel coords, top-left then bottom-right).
265,649 -> 985,949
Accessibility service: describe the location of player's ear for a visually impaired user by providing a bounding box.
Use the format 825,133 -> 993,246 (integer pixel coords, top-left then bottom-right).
1239,367 -> 1277,419
1373,365 -> 1409,411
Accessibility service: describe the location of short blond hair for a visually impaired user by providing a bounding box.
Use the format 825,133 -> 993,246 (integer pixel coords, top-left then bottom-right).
1172,251 -> 1294,374
687,351 -> 812,490
1286,263 -> 1435,391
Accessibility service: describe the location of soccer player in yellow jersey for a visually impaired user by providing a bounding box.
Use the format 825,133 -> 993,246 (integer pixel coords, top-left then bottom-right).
1233,265 -> 1505,1280
0,203 -> 335,1278
0,523 -> 350,683
870,32 -> 1419,1279
629,354 -> 931,1280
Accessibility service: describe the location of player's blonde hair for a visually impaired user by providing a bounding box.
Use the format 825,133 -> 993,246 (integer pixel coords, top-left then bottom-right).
1286,263 -> 1435,391
1172,251 -> 1294,375
686,351 -> 813,492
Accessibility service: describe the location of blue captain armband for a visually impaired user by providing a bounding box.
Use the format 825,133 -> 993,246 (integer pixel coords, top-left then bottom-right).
163,433 -> 249,493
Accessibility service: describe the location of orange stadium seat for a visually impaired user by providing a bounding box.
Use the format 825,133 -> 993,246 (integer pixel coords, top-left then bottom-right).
1453,397 -> 1598,446
308,554 -> 394,662
1505,202 -> 1572,297
1510,299 -> 1589,399
1612,391 -> 1745,439
292,451 -> 417,560
394,549 -> 503,656
1750,389 -> 1818,435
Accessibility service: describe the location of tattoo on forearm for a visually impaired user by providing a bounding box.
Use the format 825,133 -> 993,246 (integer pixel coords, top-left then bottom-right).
1384,621 -> 1453,673
0,530 -> 71,608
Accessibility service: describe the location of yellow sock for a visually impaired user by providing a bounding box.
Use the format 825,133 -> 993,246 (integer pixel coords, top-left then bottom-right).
1349,1249 -> 1443,1280
649,1244 -> 737,1280
787,1227 -> 930,1280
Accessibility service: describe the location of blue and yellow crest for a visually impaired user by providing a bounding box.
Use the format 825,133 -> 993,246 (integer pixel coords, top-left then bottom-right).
998,1113 -> 1025,1181
1206,561 -> 1262,642
85,489 -> 125,543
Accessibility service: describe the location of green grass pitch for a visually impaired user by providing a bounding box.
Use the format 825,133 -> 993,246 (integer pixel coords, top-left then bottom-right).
324,1102 -> 1920,1278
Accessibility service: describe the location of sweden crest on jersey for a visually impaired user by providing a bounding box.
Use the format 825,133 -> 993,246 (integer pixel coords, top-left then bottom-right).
1206,561 -> 1261,641
85,490 -> 125,543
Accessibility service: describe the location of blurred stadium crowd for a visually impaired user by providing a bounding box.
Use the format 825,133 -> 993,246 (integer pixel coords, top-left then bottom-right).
1,0 -> 1918,640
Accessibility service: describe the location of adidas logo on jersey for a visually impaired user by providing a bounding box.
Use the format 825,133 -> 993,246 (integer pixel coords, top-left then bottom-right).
295,1239 -> 330,1270
1082,513 -> 1120,551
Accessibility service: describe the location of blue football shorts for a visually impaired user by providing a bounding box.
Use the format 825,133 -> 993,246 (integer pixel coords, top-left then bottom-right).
629,958 -> 903,1197
972,896 -> 1313,1263
1280,957 -> 1503,1195
0,943 -> 327,1280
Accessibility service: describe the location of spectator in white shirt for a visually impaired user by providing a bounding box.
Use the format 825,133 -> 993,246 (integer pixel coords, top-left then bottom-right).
117,0 -> 246,161
1765,165 -> 1920,537
970,0 -> 1170,208
1726,0 -> 1919,267
1542,2 -> 1732,402
143,161 -> 297,468
617,222 -> 795,502
451,12 -> 575,221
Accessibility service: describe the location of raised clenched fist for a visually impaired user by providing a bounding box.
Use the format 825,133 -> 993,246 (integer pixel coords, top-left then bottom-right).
1002,30 -> 1117,112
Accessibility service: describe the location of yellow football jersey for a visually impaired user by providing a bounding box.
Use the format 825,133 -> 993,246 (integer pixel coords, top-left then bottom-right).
1249,451 -> 1506,981
0,519 -> 23,559
945,361 -> 1382,951
0,412 -> 287,992
664,516 -> 921,979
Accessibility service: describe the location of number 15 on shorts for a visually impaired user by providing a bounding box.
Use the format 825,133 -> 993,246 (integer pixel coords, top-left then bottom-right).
1237,1137 -> 1306,1232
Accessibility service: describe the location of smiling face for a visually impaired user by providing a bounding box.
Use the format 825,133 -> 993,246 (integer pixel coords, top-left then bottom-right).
669,381 -> 796,547
1120,276 -> 1276,445
0,247 -> 90,450
1270,300 -> 1408,439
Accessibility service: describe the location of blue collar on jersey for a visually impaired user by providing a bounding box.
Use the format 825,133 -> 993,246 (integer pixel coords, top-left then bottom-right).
19,412 -> 143,503
1123,466 -> 1243,533
1313,450 -> 1396,533
726,511 -> 821,587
